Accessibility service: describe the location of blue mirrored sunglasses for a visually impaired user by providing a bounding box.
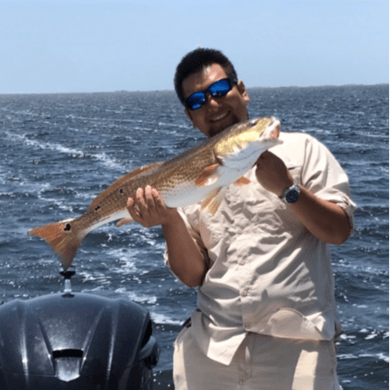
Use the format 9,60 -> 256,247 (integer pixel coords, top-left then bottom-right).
184,78 -> 237,111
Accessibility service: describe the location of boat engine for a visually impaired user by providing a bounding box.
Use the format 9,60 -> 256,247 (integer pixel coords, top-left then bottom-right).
0,266 -> 159,389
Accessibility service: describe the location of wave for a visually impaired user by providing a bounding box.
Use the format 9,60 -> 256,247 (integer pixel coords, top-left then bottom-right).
4,130 -> 124,171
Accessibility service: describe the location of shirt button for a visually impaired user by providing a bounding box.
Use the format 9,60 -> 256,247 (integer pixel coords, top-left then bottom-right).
239,259 -> 246,265
241,289 -> 248,297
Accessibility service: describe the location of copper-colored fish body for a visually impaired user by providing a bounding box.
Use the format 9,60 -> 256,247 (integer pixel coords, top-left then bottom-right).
29,116 -> 281,269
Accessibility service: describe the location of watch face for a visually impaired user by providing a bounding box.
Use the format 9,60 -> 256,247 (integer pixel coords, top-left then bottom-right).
286,188 -> 300,204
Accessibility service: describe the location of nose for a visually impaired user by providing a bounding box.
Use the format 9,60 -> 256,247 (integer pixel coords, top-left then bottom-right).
204,92 -> 222,109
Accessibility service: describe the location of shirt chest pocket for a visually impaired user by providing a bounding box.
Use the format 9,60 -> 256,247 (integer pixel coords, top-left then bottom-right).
232,163 -> 303,232
197,162 -> 303,249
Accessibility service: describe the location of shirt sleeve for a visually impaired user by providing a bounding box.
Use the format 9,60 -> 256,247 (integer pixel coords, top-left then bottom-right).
300,135 -> 356,235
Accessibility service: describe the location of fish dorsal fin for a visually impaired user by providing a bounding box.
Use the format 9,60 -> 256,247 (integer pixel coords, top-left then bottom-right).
195,163 -> 221,187
89,162 -> 163,212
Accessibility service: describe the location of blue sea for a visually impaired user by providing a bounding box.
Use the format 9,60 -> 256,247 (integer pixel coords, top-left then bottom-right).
0,84 -> 388,389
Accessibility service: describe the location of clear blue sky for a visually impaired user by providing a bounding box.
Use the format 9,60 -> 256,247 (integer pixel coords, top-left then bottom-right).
0,0 -> 388,94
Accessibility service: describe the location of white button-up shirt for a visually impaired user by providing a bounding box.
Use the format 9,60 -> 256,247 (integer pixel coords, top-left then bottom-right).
165,132 -> 356,365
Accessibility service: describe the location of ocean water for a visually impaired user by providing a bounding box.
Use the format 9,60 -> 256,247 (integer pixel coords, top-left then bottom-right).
0,84 -> 388,389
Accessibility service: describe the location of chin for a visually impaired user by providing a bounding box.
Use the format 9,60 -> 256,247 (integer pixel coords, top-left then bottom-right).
209,116 -> 239,137
208,125 -> 227,138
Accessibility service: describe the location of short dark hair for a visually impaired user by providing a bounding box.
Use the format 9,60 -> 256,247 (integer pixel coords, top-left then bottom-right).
174,48 -> 238,106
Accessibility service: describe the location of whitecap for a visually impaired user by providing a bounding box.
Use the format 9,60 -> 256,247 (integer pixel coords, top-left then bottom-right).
150,312 -> 183,326
4,131 -> 124,171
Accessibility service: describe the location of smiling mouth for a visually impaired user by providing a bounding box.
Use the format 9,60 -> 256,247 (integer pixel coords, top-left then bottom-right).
210,111 -> 230,123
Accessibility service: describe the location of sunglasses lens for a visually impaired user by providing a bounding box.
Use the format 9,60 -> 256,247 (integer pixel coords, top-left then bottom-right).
209,79 -> 231,97
185,92 -> 206,110
185,78 -> 233,110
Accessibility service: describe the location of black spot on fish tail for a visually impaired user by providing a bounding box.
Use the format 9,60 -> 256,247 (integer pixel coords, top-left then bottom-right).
94,205 -> 101,212
119,188 -> 125,195
29,219 -> 85,269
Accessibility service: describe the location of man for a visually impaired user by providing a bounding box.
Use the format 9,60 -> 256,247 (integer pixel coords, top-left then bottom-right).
127,48 -> 355,389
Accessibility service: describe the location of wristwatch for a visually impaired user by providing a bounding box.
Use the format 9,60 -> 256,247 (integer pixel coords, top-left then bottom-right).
280,184 -> 301,204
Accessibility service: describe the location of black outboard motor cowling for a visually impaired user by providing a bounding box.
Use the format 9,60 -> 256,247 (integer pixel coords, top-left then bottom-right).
0,267 -> 159,389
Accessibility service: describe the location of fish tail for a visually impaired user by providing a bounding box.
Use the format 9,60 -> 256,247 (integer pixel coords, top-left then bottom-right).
29,219 -> 85,270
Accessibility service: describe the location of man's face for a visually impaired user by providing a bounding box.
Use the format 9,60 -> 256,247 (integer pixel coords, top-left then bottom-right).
182,63 -> 250,138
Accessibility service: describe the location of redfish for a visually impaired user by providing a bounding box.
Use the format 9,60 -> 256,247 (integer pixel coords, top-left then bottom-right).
29,116 -> 281,269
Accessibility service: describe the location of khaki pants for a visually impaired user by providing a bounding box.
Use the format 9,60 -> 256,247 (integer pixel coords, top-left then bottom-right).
173,326 -> 340,390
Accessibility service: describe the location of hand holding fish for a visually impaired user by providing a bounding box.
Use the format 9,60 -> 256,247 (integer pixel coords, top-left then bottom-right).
255,151 -> 294,197
126,186 -> 181,228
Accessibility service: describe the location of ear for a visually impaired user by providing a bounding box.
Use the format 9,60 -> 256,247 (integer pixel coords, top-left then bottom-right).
236,80 -> 250,103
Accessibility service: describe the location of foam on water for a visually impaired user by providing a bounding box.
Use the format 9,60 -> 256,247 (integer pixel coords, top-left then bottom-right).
4,130 -> 124,171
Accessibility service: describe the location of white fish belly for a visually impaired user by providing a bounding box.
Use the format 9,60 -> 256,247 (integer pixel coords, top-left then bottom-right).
160,164 -> 253,208
86,209 -> 130,234
161,182 -> 216,208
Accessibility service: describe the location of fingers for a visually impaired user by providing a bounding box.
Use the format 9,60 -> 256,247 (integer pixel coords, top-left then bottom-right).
126,185 -> 169,227
151,187 -> 166,209
258,150 -> 272,159
143,185 -> 166,215
256,151 -> 277,167
126,196 -> 141,221
127,187 -> 151,221
137,186 -> 152,216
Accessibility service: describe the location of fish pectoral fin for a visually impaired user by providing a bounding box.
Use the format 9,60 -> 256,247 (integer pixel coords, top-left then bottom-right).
234,177 -> 251,186
116,218 -> 134,227
195,163 -> 221,187
200,187 -> 226,215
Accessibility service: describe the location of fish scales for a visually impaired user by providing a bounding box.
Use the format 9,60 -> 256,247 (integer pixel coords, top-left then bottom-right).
29,116 -> 281,269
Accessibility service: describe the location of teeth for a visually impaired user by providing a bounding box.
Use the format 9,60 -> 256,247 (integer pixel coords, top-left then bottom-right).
212,112 -> 229,122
